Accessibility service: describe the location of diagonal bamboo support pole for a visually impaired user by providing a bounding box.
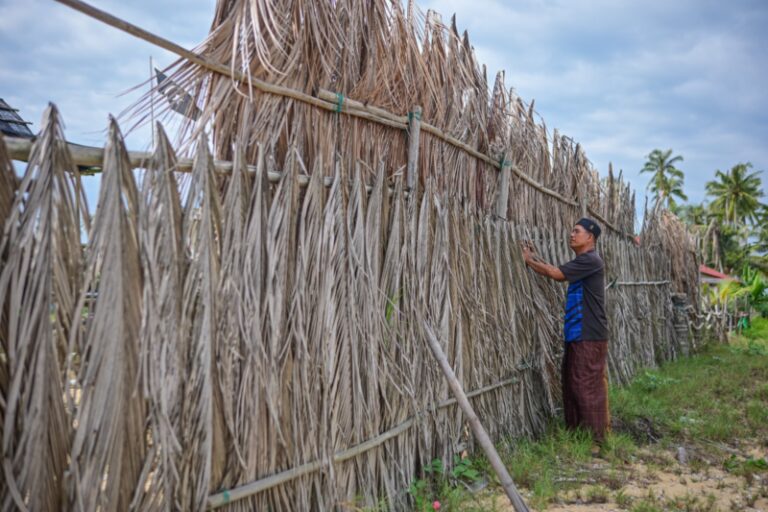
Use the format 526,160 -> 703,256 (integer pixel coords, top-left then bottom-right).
422,323 -> 530,512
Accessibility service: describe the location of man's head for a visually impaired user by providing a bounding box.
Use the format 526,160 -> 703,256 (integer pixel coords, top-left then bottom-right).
569,218 -> 601,253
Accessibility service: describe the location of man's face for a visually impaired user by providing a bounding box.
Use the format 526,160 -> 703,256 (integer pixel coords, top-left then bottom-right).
569,224 -> 593,251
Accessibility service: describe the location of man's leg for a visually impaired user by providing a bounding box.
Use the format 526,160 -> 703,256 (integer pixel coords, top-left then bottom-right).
562,342 -> 580,429
569,340 -> 609,442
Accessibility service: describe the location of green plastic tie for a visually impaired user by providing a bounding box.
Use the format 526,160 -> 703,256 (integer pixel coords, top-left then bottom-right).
222,490 -> 231,503
409,110 -> 422,122
335,92 -> 344,113
499,157 -> 508,168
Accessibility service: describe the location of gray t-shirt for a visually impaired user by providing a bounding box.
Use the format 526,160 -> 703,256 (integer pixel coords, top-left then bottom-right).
558,250 -> 608,342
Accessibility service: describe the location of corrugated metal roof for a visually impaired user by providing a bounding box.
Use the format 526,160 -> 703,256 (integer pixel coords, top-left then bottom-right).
0,98 -> 34,138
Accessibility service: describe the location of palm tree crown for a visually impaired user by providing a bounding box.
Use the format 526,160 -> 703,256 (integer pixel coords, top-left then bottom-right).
705,162 -> 765,226
640,149 -> 688,208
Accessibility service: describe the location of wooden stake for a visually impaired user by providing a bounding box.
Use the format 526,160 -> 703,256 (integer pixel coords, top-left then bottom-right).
422,323 -> 530,512
407,106 -> 422,193
495,154 -> 511,219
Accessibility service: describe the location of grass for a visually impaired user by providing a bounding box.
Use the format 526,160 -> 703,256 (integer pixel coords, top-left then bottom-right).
627,491 -> 718,512
611,318 -> 768,444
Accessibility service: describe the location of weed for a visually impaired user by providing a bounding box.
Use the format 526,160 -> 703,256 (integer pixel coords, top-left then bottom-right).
584,484 -> 609,503
601,432 -> 637,464
724,454 -> 768,479
630,491 -> 663,512
615,488 -> 633,508
529,471 -> 555,510
450,455 -> 482,483
601,469 -> 626,490
664,492 -> 718,511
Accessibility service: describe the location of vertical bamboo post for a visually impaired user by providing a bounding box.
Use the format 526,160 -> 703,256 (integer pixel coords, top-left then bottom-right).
407,106 -> 422,192
495,154 -> 511,219
422,323 -> 530,512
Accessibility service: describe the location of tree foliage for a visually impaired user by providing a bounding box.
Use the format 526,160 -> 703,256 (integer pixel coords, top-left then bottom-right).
705,162 -> 764,226
640,149 -> 688,209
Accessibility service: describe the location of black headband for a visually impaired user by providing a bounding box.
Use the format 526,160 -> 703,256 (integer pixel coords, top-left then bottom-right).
576,218 -> 601,239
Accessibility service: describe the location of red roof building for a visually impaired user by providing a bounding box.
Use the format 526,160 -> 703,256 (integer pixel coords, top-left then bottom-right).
699,264 -> 735,284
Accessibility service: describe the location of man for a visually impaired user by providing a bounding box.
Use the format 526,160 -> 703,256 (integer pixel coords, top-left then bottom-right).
521,218 -> 609,442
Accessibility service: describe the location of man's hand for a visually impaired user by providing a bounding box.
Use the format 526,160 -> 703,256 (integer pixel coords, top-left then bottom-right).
520,240 -> 566,281
520,240 -> 541,265
521,240 -> 536,265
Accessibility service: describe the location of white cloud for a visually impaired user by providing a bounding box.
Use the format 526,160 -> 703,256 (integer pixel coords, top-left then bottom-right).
422,0 -> 768,206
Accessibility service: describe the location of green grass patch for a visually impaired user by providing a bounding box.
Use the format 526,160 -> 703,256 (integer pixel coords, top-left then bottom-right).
742,316 -> 768,341
610,329 -> 768,444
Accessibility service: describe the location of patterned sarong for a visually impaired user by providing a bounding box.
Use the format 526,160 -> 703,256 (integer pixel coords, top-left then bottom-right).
562,340 -> 610,441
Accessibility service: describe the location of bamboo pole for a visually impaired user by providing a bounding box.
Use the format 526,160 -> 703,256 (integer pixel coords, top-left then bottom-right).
613,280 -> 671,286
205,375 -> 521,509
407,106 -> 422,192
317,88 -> 408,126
50,0 -> 642,238
422,323 -> 529,512
4,135 -> 324,184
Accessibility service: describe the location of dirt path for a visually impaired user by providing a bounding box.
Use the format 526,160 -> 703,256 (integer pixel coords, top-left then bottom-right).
487,442 -> 768,511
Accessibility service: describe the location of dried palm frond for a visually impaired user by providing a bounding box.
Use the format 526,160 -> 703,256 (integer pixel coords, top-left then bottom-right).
178,132 -> 222,511
0,105 -> 84,512
66,117 -> 145,511
132,123 -> 185,511
214,141 -> 252,490
0,133 -> 18,427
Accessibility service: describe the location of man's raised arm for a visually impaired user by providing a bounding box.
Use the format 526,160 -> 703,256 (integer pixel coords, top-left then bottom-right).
521,243 -> 566,282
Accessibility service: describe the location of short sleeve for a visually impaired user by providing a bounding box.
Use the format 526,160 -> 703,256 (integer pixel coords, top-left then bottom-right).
559,253 -> 602,283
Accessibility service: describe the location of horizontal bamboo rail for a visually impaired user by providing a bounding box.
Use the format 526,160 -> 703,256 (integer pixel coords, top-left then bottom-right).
4,132 -> 632,238
613,280 -> 671,286
3,135 -> 334,186
206,375 -> 522,509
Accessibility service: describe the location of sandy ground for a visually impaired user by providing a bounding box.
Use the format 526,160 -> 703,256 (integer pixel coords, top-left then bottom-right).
486,443 -> 768,512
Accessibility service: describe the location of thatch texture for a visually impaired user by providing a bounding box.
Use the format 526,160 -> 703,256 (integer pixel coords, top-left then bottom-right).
0,1 -> 703,510
0,113 -> 697,511
0,105 -> 86,511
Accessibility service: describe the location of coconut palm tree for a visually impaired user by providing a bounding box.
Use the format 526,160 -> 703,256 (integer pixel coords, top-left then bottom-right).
705,162 -> 765,226
676,202 -> 708,228
640,149 -> 687,209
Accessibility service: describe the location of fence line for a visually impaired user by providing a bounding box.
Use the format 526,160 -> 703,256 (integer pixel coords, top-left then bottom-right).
0,109 -> 700,510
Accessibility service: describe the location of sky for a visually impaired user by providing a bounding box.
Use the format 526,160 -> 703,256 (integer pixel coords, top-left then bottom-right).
1,0 -> 766,223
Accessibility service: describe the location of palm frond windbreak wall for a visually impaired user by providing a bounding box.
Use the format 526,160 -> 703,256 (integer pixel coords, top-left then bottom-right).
1,1 -> 703,510
1,106 -> 698,511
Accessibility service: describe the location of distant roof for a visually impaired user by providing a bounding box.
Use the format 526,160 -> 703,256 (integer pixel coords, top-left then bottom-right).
699,264 -> 731,280
0,99 -> 34,138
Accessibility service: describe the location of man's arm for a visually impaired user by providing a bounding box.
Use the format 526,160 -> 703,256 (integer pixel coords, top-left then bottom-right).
522,244 -> 567,282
